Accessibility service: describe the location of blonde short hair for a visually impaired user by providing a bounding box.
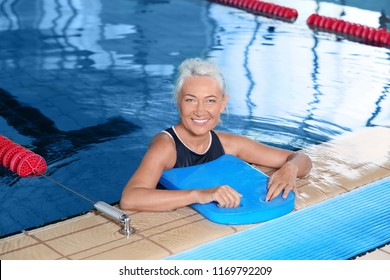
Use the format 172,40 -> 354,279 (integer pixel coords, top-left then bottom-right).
174,58 -> 227,103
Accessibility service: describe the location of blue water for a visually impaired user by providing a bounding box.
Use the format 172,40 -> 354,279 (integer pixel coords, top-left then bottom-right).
0,0 -> 389,237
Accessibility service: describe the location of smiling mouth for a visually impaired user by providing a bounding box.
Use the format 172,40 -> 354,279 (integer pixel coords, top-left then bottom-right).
192,118 -> 209,125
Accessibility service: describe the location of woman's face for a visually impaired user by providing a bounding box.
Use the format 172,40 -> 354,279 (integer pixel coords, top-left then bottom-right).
178,76 -> 228,136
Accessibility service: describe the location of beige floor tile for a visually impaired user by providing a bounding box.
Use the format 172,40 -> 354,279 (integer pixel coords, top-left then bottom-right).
306,158 -> 349,183
30,212 -> 111,241
139,212 -> 205,238
82,238 -> 170,260
307,153 -> 390,192
0,243 -> 63,260
231,223 -> 257,232
325,164 -> 390,191
307,153 -> 366,186
45,222 -> 137,256
129,207 -> 198,235
69,233 -> 145,259
306,127 -> 390,164
298,176 -> 346,197
149,219 -> 236,254
295,183 -> 328,209
380,244 -> 390,253
330,127 -> 390,168
254,165 -> 276,176
357,249 -> 390,260
0,233 -> 37,255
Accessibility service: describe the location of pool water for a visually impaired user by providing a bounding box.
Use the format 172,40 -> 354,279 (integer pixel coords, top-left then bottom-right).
0,0 -> 389,237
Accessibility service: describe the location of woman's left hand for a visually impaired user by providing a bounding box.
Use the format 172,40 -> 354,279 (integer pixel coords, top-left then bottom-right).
266,162 -> 299,202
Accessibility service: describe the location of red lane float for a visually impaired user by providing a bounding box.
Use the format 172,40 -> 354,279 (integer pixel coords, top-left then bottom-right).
0,134 -> 47,177
307,13 -> 390,47
209,0 -> 298,23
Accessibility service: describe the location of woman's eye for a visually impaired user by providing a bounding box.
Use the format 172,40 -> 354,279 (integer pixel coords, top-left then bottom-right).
185,98 -> 195,102
206,99 -> 217,103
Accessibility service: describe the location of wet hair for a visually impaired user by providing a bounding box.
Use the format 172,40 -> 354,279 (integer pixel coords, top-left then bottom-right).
174,58 -> 227,103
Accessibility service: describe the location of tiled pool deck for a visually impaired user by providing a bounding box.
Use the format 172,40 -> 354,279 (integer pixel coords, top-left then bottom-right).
1,126 -> 389,260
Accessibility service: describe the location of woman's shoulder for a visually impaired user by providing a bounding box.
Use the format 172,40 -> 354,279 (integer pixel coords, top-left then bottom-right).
214,130 -> 242,155
142,131 -> 176,170
151,130 -> 175,147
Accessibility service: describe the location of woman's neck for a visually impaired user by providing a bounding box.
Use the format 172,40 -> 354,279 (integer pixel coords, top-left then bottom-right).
173,124 -> 211,154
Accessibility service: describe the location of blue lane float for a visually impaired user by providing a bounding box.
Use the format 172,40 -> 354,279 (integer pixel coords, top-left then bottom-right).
159,154 -> 295,225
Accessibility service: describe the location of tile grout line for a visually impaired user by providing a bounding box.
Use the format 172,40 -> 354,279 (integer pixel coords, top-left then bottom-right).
35,215 -> 113,242
69,232 -> 147,260
133,212 -> 202,235
0,232 -> 38,257
144,216 -> 206,239
66,214 -> 205,259
27,232 -> 70,260
144,236 -> 174,257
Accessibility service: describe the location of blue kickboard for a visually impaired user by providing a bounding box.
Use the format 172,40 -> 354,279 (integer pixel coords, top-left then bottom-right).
159,154 -> 295,224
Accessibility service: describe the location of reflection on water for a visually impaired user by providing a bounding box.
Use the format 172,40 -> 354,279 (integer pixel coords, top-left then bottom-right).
0,0 -> 389,237
209,1 -> 389,137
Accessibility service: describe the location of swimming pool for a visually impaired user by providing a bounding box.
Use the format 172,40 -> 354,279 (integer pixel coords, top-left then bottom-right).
0,0 -> 389,238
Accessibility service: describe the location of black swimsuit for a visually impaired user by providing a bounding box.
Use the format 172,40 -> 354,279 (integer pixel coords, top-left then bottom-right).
164,127 -> 225,168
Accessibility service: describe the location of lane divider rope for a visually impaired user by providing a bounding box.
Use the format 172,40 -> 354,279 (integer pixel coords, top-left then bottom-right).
307,13 -> 390,47
209,0 -> 298,22
209,0 -> 390,47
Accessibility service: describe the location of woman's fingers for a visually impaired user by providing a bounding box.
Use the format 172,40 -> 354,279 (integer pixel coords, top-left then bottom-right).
266,172 -> 298,201
213,185 -> 242,208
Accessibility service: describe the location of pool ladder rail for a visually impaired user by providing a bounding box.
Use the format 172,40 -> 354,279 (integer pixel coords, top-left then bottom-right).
94,201 -> 135,236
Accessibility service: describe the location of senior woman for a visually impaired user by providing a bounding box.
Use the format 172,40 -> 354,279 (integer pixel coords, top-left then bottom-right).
120,58 -> 312,211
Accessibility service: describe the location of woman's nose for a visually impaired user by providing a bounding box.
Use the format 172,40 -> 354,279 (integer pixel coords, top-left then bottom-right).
194,102 -> 205,115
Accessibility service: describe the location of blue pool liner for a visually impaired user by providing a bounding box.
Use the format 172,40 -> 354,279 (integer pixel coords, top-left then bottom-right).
165,176 -> 390,260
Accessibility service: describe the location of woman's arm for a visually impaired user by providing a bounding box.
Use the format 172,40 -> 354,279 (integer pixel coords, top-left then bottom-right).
120,133 -> 242,211
217,132 -> 312,201
120,133 -> 193,211
265,151 -> 312,201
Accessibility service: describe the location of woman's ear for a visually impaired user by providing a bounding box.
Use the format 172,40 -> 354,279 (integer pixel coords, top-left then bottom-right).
221,94 -> 229,113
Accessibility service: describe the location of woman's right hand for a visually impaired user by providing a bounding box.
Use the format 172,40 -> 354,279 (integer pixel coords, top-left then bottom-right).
195,185 -> 242,208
